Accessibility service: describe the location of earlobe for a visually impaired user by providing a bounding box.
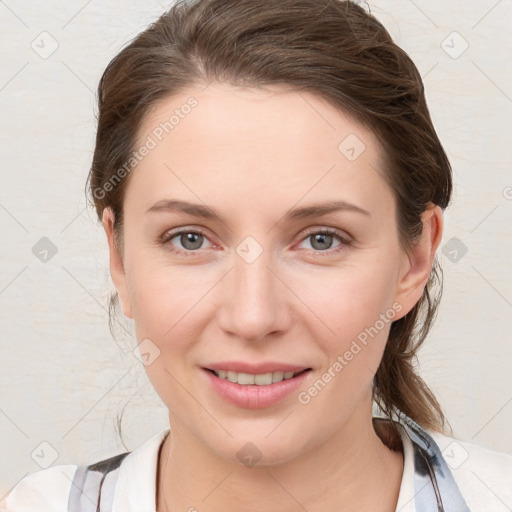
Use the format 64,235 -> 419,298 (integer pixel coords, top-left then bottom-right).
393,204 -> 443,320
102,207 -> 133,319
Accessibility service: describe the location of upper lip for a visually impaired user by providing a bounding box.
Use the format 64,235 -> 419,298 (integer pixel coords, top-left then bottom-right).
204,361 -> 311,374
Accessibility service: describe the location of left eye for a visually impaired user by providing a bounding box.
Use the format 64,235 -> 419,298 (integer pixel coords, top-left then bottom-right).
298,230 -> 344,252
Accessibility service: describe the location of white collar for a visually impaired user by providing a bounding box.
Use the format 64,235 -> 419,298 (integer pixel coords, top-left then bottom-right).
395,423 -> 417,512
112,428 -> 169,512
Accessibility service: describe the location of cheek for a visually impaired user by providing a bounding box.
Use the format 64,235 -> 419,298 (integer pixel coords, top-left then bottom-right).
292,261 -> 400,340
125,244 -> 186,321
126,257 -> 218,363
126,264 -> 207,407
290,260 -> 400,394
297,273 -> 398,416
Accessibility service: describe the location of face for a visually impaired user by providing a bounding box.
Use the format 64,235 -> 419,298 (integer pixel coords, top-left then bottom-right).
104,82 -> 439,465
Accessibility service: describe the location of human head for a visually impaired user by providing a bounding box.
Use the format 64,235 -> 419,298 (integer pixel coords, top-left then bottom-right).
86,0 -> 452,434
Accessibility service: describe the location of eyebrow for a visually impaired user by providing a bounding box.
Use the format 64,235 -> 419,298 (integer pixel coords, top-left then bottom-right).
146,199 -> 371,223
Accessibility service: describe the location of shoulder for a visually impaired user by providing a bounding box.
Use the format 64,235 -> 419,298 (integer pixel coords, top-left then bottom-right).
1,464 -> 78,512
432,431 -> 512,511
1,430 -> 167,512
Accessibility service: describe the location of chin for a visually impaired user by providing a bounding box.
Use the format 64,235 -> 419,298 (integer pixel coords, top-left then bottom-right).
206,432 -> 309,469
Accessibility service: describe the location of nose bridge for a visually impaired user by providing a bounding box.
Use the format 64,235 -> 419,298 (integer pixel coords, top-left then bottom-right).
218,237 -> 288,340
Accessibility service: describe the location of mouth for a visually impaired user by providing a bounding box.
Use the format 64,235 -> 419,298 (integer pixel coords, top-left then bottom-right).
202,366 -> 312,409
204,368 -> 312,386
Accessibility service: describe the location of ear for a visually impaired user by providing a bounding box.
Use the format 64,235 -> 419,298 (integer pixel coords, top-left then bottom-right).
393,203 -> 443,319
102,207 -> 133,319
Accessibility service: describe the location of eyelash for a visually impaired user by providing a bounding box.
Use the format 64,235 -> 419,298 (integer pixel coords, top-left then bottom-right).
159,227 -> 352,258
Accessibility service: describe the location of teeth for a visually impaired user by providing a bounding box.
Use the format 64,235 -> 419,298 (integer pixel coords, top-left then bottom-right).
213,369 -> 304,385
254,373 -> 272,385
238,373 -> 255,385
273,371 -> 284,382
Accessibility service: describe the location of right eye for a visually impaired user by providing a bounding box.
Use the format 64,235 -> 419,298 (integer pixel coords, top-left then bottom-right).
160,228 -> 215,256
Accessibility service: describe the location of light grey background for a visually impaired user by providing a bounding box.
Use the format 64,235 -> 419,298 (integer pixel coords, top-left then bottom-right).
1,0 -> 511,498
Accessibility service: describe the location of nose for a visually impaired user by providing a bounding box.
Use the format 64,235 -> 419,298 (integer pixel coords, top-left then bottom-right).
217,245 -> 291,342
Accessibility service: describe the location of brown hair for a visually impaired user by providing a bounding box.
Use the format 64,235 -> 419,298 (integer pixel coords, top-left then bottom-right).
86,0 -> 452,434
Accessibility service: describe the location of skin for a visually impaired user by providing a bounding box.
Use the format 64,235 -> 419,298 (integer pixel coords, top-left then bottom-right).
103,82 -> 443,512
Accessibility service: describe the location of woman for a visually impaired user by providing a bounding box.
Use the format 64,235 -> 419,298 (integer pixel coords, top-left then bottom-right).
3,0 -> 511,511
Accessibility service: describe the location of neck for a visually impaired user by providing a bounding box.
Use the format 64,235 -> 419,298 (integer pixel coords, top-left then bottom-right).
157,402 -> 404,512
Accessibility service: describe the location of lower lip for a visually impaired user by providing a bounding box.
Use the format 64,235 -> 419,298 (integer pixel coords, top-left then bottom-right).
202,368 -> 311,409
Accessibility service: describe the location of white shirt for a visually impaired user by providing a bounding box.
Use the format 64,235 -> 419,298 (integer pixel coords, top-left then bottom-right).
3,423 -> 512,511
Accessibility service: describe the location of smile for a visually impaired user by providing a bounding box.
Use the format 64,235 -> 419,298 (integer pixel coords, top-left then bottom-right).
209,369 -> 309,386
203,367 -> 312,409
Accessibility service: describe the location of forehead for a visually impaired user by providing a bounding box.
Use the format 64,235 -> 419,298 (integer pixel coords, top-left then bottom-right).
127,82 -> 394,222
138,81 -> 384,159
